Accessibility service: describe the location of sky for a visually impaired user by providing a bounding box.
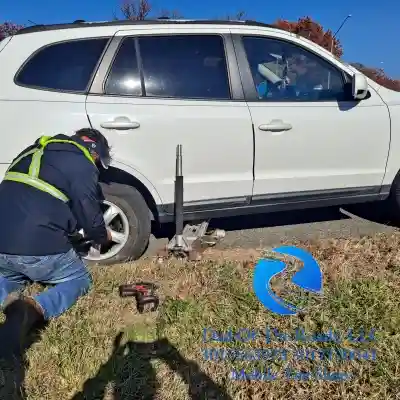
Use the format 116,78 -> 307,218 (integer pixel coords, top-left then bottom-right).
2,0 -> 399,78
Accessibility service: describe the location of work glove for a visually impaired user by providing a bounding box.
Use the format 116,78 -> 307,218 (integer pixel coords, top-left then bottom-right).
76,240 -> 93,257
69,232 -> 93,257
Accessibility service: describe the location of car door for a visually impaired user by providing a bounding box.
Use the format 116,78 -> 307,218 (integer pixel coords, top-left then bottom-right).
85,27 -> 254,213
230,29 -> 391,203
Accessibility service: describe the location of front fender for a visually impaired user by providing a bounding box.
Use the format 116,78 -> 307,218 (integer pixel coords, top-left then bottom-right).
109,158 -> 163,207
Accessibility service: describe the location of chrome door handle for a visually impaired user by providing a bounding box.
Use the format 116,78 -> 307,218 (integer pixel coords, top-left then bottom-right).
101,116 -> 140,130
259,120 -> 292,132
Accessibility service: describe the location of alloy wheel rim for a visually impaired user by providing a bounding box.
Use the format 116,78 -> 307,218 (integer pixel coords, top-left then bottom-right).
83,200 -> 130,261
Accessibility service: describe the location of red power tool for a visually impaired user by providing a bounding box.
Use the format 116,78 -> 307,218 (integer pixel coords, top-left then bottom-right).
119,282 -> 159,313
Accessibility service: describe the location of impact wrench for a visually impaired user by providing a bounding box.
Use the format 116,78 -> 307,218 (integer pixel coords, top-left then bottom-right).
119,282 -> 160,314
69,232 -> 160,314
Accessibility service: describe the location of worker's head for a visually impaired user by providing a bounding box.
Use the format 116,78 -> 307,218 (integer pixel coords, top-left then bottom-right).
72,128 -> 111,169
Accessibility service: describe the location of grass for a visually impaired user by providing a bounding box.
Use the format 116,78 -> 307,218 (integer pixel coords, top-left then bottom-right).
1,232 -> 400,399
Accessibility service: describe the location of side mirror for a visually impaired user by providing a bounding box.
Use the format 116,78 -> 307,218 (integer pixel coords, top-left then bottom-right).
352,73 -> 369,100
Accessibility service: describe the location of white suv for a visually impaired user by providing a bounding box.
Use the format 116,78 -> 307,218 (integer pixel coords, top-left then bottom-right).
1,19 -> 400,264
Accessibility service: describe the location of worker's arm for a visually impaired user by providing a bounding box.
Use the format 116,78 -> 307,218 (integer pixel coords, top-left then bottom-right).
69,169 -> 110,245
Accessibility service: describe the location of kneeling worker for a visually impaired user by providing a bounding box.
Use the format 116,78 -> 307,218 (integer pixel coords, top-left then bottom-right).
0,128 -> 112,358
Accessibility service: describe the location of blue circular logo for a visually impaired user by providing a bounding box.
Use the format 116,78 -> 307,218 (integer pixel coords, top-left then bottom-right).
253,246 -> 323,315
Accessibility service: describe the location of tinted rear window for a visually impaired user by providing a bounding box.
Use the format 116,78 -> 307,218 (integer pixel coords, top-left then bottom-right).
105,34 -> 231,99
15,38 -> 109,92
139,35 -> 231,99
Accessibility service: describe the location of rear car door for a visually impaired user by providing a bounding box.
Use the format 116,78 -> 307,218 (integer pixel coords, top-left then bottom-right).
231,29 -> 391,203
85,27 -> 254,214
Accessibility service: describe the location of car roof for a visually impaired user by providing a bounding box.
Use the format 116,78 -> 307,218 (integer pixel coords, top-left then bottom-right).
15,18 -> 287,36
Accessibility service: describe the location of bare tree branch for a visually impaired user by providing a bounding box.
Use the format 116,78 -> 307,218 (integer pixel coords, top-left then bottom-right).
159,9 -> 183,19
120,0 -> 151,21
225,11 -> 246,21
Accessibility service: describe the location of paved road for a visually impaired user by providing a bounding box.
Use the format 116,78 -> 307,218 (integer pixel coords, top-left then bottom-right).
145,202 -> 399,256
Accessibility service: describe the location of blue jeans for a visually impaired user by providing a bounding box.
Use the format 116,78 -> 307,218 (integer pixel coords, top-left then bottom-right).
0,248 -> 92,320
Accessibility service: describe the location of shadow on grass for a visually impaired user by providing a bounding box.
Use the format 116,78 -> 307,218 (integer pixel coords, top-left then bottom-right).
71,332 -> 232,400
0,321 -> 49,400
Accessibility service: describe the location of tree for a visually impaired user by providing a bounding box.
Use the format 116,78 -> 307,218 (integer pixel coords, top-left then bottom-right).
117,0 -> 183,20
225,11 -> 246,21
272,16 -> 343,58
0,22 -> 23,40
159,9 -> 183,19
120,0 -> 151,20
351,64 -> 400,91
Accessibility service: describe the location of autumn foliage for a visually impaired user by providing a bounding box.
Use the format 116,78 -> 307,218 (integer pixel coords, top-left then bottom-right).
0,22 -> 24,41
350,64 -> 400,91
0,9 -> 399,91
273,17 -> 343,58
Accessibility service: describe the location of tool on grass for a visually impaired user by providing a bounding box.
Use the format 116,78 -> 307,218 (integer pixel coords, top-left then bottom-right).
119,282 -> 160,313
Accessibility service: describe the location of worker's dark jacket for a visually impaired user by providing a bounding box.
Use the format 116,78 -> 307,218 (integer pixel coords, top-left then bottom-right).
0,134 -> 109,256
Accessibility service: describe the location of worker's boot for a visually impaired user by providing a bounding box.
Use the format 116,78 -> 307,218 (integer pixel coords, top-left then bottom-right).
0,296 -> 45,361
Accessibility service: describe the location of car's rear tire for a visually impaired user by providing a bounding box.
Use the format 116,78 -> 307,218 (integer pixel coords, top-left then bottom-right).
84,182 -> 151,266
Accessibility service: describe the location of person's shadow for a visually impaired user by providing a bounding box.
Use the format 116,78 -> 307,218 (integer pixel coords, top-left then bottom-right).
71,332 -> 232,400
0,320 -> 48,400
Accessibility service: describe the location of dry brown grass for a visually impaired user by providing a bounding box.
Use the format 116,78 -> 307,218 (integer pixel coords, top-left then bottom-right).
1,232 -> 400,399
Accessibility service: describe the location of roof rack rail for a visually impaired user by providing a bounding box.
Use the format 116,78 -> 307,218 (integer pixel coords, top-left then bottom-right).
14,18 -> 285,36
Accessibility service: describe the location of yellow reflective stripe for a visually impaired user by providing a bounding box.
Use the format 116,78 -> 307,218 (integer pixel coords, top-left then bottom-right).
3,172 -> 69,202
4,136 -> 94,203
39,136 -> 52,146
8,137 -> 95,174
40,138 -> 95,165
28,149 -> 44,177
7,148 -> 37,172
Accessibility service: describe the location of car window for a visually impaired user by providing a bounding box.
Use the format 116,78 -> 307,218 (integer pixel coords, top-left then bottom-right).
139,35 -> 231,99
242,36 -> 346,102
104,38 -> 141,96
106,35 -> 231,100
15,38 -> 109,92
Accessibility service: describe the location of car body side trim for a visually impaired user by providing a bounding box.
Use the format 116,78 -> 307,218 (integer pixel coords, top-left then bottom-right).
157,185 -> 391,223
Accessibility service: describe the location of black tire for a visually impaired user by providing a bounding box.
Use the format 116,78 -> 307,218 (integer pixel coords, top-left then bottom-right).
87,182 -> 151,266
387,172 -> 400,224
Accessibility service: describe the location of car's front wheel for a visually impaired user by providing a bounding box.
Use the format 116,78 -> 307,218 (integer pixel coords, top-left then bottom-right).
83,183 -> 151,266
